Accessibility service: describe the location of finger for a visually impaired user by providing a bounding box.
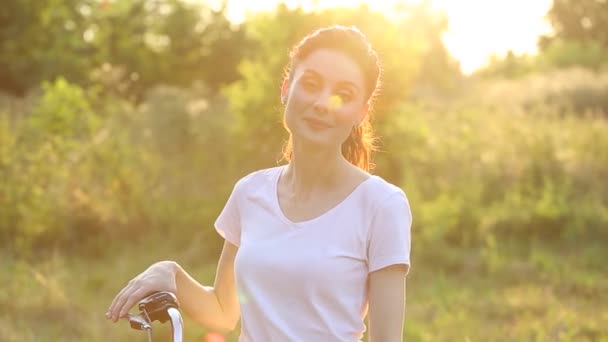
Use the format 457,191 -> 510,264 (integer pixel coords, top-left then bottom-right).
108,281 -> 133,317
108,282 -> 136,322
118,287 -> 148,319
113,284 -> 144,322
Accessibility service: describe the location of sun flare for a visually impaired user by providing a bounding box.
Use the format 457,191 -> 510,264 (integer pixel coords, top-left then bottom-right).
208,0 -> 553,74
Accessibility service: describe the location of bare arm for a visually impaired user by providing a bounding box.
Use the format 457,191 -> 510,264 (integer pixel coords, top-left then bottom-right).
107,240 -> 240,333
176,240 -> 240,332
368,264 -> 408,342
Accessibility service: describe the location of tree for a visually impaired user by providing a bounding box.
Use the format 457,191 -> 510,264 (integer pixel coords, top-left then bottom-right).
0,0 -> 250,99
0,0 -> 95,95
481,0 -> 608,76
88,0 -> 251,100
540,0 -> 608,48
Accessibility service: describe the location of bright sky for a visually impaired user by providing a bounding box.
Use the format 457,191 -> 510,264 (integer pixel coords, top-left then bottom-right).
206,0 -> 554,74
432,0 -> 554,73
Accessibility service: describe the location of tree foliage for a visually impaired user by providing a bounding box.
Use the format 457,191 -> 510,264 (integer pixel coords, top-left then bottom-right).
541,0 -> 608,49
0,0 -> 94,95
2,0 -> 605,257
478,0 -> 608,78
0,0 -> 249,99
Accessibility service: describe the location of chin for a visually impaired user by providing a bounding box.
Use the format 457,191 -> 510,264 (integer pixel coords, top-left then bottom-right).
292,131 -> 337,149
287,120 -> 345,149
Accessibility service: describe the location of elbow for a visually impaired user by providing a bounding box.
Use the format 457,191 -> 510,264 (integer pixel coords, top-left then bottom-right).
219,314 -> 240,333
194,309 -> 239,333
215,303 -> 240,332
206,317 -> 239,334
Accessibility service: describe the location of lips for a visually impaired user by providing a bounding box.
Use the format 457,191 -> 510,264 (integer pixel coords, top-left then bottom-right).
304,118 -> 332,129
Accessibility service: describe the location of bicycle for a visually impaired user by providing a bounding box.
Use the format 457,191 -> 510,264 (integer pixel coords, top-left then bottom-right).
127,291 -> 183,342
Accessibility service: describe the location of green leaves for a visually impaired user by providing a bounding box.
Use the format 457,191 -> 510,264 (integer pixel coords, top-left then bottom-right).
29,78 -> 99,138
382,99 -> 608,246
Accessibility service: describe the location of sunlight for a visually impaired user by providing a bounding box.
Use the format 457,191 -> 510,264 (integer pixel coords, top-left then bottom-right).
206,0 -> 553,74
431,0 -> 553,73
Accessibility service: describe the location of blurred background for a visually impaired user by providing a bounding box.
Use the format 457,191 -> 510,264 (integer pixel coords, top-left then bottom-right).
1,0 -> 607,341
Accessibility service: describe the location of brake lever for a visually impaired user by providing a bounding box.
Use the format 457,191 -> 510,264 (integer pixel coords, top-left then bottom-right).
128,313 -> 151,330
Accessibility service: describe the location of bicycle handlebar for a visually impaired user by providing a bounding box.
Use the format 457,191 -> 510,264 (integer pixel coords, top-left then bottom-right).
167,307 -> 184,341
128,291 -> 183,342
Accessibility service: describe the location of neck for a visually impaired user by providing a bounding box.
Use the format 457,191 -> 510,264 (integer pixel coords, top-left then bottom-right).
283,141 -> 348,200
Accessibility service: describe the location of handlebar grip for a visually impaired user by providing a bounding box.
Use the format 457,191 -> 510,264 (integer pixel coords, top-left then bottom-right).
138,291 -> 180,323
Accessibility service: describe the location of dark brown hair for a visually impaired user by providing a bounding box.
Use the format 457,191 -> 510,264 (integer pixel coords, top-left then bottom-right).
281,25 -> 382,172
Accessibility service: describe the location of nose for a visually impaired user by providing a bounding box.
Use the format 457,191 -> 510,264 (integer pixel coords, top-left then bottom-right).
313,91 -> 331,114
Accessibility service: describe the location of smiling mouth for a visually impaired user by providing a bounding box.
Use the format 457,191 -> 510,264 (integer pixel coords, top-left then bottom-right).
304,118 -> 332,129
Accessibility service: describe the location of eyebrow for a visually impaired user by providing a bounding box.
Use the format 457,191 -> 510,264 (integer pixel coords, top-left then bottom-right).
301,69 -> 361,94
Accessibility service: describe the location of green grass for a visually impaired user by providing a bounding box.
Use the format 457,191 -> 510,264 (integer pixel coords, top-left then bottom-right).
404,239 -> 607,341
1,235 -> 606,341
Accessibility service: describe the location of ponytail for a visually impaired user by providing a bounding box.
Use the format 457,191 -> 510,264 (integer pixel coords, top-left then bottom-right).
341,119 -> 377,172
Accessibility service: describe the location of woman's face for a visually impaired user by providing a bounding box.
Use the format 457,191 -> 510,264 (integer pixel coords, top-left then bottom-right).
282,48 -> 369,149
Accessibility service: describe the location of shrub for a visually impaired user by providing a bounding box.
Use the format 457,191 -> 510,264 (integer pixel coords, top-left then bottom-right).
1,80 -> 237,257
380,103 -> 608,246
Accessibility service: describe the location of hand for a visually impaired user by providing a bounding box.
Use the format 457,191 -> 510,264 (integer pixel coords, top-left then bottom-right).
106,260 -> 180,322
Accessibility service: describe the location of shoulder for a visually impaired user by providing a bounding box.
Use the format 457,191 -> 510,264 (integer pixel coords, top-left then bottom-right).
363,177 -> 412,243
232,165 -> 284,194
356,175 -> 412,225
363,175 -> 409,206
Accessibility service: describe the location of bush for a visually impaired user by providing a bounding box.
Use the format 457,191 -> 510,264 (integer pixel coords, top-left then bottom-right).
465,68 -> 608,116
380,103 -> 608,247
537,40 -> 608,72
1,78 -> 103,254
0,80 -> 237,257
3,71 -> 606,258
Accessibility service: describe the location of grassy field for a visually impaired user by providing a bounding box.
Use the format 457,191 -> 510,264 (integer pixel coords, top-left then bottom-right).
1,233 -> 606,341
2,66 -> 607,341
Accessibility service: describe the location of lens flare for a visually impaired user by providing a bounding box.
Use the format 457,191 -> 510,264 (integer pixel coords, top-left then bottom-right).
238,289 -> 250,304
328,95 -> 343,110
205,332 -> 226,342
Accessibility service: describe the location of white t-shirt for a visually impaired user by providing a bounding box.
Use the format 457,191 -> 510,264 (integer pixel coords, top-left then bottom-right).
214,165 -> 412,342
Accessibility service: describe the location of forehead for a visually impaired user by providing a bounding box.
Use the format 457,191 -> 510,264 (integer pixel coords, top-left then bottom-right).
293,49 -> 366,89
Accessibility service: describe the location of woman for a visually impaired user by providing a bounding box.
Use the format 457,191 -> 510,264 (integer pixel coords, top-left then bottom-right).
107,25 -> 412,341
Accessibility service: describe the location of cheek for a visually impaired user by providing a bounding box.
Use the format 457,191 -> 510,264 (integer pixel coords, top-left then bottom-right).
333,106 -> 361,126
334,112 -> 353,124
333,110 -> 360,139
283,102 -> 301,132
285,88 -> 310,113
283,91 -> 314,126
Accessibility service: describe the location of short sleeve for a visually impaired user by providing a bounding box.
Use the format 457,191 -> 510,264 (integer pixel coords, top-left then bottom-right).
214,177 -> 247,246
367,191 -> 412,274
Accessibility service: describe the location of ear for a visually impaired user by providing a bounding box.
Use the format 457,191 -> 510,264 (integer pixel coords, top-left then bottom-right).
281,78 -> 289,104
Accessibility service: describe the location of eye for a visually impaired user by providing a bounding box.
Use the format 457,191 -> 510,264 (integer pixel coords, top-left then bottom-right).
336,90 -> 353,102
301,77 -> 319,90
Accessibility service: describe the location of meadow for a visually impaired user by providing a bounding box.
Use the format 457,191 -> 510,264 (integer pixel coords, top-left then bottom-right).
1,68 -> 607,341
2,1 -> 608,340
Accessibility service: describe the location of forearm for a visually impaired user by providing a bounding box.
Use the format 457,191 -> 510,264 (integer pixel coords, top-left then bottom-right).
174,263 -> 237,332
368,313 -> 404,342
368,265 -> 407,342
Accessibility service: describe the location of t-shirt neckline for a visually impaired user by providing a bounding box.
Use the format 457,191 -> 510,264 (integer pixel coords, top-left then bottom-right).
273,165 -> 375,227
